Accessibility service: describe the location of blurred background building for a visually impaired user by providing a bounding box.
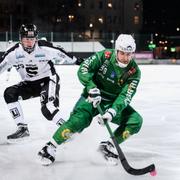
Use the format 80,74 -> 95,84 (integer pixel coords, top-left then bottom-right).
0,0 -> 143,34
0,0 -> 179,59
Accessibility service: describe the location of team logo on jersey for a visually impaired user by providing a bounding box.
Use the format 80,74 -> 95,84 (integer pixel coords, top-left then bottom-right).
35,54 -> 45,57
26,64 -> 38,77
16,54 -> 25,59
128,67 -> 136,75
104,51 -> 112,59
110,71 -> 116,78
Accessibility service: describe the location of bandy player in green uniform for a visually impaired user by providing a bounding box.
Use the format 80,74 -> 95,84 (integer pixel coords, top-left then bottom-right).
38,34 -> 143,165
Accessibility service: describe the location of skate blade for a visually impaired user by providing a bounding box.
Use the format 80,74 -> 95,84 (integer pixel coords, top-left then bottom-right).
7,136 -> 30,144
105,156 -> 119,166
38,155 -> 53,166
97,149 -> 119,166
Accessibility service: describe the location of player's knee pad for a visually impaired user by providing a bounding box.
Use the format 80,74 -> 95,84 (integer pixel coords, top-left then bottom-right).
61,128 -> 73,140
122,130 -> 131,140
4,87 -> 19,103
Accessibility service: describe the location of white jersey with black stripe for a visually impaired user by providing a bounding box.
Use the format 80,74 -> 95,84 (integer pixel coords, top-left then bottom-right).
0,40 -> 76,81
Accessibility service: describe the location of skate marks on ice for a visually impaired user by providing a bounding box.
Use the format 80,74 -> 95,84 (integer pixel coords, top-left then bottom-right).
0,65 -> 180,180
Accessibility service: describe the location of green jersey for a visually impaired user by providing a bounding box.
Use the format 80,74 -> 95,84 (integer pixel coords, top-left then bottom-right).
53,49 -> 142,145
78,49 -> 141,113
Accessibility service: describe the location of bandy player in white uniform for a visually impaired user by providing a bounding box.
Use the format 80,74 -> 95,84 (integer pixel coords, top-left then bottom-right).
0,24 -> 82,142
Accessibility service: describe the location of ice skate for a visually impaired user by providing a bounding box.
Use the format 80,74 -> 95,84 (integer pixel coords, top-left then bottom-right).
98,141 -> 119,165
7,123 -> 30,143
38,142 -> 56,166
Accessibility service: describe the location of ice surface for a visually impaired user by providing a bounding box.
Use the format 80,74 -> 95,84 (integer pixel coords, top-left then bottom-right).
0,65 -> 180,180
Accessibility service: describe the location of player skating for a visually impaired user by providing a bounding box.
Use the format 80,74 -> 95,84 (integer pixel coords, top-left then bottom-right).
38,34 -> 143,165
0,24 -> 82,143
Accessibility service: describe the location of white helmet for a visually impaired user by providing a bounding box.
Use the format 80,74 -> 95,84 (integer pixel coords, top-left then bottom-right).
115,34 -> 136,53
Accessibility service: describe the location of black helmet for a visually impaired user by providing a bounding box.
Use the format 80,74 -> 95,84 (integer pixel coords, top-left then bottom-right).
19,24 -> 38,39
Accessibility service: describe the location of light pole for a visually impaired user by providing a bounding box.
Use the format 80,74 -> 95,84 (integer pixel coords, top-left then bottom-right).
10,14 -> 12,40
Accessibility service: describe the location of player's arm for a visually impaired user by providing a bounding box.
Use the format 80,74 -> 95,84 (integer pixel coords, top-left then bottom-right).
112,75 -> 140,114
77,52 -> 102,92
78,52 -> 103,108
0,53 -> 13,74
39,40 -> 84,65
97,77 -> 141,125
51,43 -> 84,65
55,48 -> 84,65
0,43 -> 19,74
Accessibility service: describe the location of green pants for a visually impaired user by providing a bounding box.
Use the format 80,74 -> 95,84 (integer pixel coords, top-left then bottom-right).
53,96 -> 143,144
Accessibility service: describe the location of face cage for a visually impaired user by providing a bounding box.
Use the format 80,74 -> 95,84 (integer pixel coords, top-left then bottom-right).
20,36 -> 37,53
22,45 -> 35,53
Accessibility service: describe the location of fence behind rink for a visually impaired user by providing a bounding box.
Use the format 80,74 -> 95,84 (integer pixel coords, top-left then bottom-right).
0,32 -> 179,64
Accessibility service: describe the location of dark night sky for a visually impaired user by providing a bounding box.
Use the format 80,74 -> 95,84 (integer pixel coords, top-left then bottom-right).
28,0 -> 180,35
142,0 -> 180,35
0,0 -> 179,36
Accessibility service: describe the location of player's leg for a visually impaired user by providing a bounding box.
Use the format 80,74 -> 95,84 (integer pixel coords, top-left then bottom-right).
40,74 -> 65,126
113,105 -> 143,144
98,105 -> 143,164
4,81 -> 41,142
38,96 -> 95,165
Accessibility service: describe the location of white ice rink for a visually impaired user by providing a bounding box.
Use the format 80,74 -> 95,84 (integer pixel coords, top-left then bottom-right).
0,65 -> 180,180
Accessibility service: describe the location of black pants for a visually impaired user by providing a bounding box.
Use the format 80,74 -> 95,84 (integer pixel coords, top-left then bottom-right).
4,74 -> 60,120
